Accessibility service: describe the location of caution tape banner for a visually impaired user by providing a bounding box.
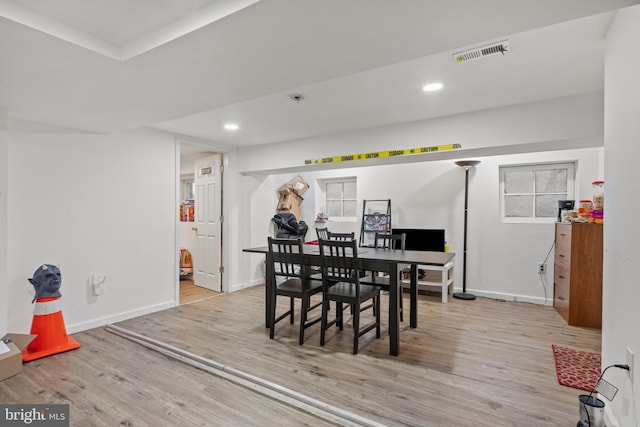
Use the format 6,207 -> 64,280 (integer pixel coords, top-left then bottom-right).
304,143 -> 461,165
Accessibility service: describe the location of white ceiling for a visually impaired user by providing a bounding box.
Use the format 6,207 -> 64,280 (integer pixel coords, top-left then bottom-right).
1,0 -> 638,148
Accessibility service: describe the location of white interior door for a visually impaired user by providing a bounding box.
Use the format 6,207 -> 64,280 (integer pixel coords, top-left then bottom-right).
193,154 -> 222,291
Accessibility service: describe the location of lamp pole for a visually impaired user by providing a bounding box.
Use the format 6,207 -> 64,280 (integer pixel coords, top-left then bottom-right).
453,160 -> 480,300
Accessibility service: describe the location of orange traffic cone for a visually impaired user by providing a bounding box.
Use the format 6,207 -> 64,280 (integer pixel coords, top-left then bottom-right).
22,296 -> 80,362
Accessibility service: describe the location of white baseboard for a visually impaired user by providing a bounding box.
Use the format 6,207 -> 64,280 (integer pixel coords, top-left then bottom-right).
226,282 -> 552,306
67,280 -> 266,334
457,288 -> 551,306
229,279 -> 263,293
66,300 -> 176,334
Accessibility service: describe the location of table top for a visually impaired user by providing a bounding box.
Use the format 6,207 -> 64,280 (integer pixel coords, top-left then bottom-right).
243,244 -> 455,267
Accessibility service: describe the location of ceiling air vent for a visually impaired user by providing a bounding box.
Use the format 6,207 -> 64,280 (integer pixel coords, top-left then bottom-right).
453,40 -> 509,63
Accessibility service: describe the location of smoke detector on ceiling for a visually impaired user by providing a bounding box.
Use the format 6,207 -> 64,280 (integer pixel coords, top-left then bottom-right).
453,40 -> 509,63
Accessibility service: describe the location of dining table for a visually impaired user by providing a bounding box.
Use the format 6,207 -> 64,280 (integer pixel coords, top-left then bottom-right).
243,243 -> 455,356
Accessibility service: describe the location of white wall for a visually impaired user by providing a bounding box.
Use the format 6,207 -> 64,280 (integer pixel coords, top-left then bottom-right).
602,5 -> 640,426
6,127 -> 177,334
231,172 -> 277,291
236,93 -> 603,174
238,148 -> 603,304
0,109 -> 7,336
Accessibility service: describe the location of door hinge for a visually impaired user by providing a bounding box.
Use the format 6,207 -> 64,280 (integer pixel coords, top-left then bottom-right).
220,165 -> 224,174
219,215 -> 224,223
219,266 -> 224,274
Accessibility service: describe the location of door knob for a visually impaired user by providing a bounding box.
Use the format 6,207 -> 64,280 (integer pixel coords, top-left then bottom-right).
191,227 -> 198,232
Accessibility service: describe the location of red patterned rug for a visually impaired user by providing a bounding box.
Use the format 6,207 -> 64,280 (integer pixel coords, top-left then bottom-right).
552,344 -> 601,392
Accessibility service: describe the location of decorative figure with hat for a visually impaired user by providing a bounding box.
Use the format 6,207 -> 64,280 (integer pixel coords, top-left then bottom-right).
23,264 -> 80,361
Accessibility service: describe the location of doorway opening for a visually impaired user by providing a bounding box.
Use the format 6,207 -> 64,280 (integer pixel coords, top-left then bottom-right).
178,144 -> 222,304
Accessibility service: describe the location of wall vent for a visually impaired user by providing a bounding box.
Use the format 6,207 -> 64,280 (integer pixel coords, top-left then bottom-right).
453,40 -> 509,63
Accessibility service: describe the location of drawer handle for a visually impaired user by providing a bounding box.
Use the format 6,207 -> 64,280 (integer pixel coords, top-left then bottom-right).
557,296 -> 565,301
558,254 -> 565,258
558,275 -> 565,279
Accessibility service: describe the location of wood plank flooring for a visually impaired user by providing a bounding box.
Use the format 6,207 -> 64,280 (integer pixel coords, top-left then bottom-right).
180,277 -> 218,305
0,286 -> 601,426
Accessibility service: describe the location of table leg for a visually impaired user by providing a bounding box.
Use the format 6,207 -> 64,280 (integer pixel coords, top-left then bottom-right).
442,266 -> 448,303
410,264 -> 417,328
265,253 -> 273,328
389,263 -> 399,356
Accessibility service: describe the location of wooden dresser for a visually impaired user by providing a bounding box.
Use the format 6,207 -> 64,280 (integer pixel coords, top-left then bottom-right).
553,223 -> 603,328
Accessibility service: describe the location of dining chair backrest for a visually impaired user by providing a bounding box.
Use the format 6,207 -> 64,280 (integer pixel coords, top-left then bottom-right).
267,236 -> 306,280
316,227 -> 329,241
374,232 -> 406,250
326,231 -> 355,241
319,238 -> 360,293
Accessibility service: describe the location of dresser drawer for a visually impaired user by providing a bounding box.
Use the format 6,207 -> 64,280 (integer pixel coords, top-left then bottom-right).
555,223 -> 572,241
554,265 -> 570,322
554,264 -> 570,298
554,249 -> 571,270
554,235 -> 571,257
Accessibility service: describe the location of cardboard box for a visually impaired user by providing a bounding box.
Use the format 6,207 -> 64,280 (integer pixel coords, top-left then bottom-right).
277,175 -> 309,196
0,334 -> 36,382
277,190 -> 303,220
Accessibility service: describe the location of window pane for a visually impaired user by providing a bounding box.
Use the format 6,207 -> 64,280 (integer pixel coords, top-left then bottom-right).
343,200 -> 357,217
504,195 -> 533,217
322,177 -> 358,219
536,194 -> 566,217
184,180 -> 194,201
536,169 -> 567,193
343,181 -> 357,199
326,201 -> 342,217
326,182 -> 342,199
501,162 -> 574,223
505,170 -> 533,194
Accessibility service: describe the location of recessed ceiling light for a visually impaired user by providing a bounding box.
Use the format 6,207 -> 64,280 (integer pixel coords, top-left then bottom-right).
422,82 -> 444,92
224,123 -> 239,131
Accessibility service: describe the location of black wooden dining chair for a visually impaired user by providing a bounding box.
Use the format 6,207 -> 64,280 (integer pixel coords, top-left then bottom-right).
318,238 -> 381,354
315,227 -> 329,241
267,237 -> 323,345
360,232 -> 406,322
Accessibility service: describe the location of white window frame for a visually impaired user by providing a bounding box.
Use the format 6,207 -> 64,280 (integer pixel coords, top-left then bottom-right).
499,162 -> 575,224
181,176 -> 195,202
318,177 -> 357,222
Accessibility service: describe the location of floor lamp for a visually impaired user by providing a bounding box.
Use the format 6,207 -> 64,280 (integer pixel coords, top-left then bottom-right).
453,160 -> 480,301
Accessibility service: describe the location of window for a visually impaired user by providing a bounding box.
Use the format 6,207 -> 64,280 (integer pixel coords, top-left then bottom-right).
182,178 -> 195,202
499,162 -> 575,223
319,177 -> 357,221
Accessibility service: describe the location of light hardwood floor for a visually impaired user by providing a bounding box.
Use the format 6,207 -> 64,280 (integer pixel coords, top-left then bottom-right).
179,277 -> 218,305
0,286 -> 601,426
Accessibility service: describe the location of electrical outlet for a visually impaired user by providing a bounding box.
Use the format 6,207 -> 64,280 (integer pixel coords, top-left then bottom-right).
537,262 -> 546,274
626,347 -> 634,383
91,274 -> 107,296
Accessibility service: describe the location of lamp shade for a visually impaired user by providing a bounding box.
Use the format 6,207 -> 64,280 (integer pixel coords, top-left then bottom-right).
455,160 -> 481,168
